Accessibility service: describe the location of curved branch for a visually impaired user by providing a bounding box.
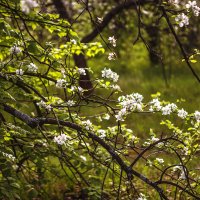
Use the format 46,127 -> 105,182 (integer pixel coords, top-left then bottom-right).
1,103 -> 168,199
81,0 -> 154,43
161,6 -> 200,83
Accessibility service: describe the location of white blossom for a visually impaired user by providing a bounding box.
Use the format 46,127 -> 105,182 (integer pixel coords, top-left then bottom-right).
161,105 -> 172,115
66,100 -> 75,107
82,120 -> 93,131
110,84 -> 121,91
16,69 -> 24,76
103,114 -> 110,120
27,63 -> 38,72
78,68 -> 86,75
78,86 -> 84,93
149,98 -> 162,111
36,100 -> 52,111
71,86 -> 84,93
21,0 -> 39,14
183,146 -> 189,155
194,111 -> 200,122
11,46 -> 21,54
155,158 -> 164,164
71,39 -> 77,44
108,36 -> 117,47
53,134 -> 68,145
173,166 -> 187,180
186,1 -> 200,16
108,52 -> 116,60
2,152 -> 15,161
116,93 -> 143,121
102,68 -> 119,82
137,193 -> 147,200
151,136 -> 159,142
56,79 -> 67,88
80,155 -> 87,161
97,17 -> 103,23
169,103 -> 178,111
98,129 -> 106,138
175,13 -> 189,27
177,108 -> 188,119
115,109 -> 126,121
180,170 -> 187,179
161,103 -> 177,115
61,69 -> 66,78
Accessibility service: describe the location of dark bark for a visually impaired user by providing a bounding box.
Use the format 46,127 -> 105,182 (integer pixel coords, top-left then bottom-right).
145,24 -> 160,65
73,54 -> 93,94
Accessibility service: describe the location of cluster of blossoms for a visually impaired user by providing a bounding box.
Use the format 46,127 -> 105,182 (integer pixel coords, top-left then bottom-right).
36,100 -> 52,111
149,98 -> 162,111
97,129 -> 106,138
56,79 -> 67,88
16,69 -> 24,76
66,100 -> 75,107
161,103 -> 177,115
27,63 -> 38,72
108,36 -> 117,47
149,99 -> 188,119
78,68 -> 86,75
82,120 -> 93,131
53,133 -> 68,145
194,110 -> 200,122
175,1 -> 200,27
108,52 -> 116,60
2,152 -> 15,161
115,93 -> 198,122
186,1 -> 200,16
177,108 -> 188,119
10,46 -> 21,54
102,68 -> 119,82
116,93 -> 143,121
21,0 -> 39,14
175,13 -> 189,27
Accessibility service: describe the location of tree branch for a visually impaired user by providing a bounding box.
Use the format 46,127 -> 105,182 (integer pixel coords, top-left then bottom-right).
1,103 -> 168,199
161,6 -> 200,83
52,0 -> 71,22
81,0 -> 154,43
